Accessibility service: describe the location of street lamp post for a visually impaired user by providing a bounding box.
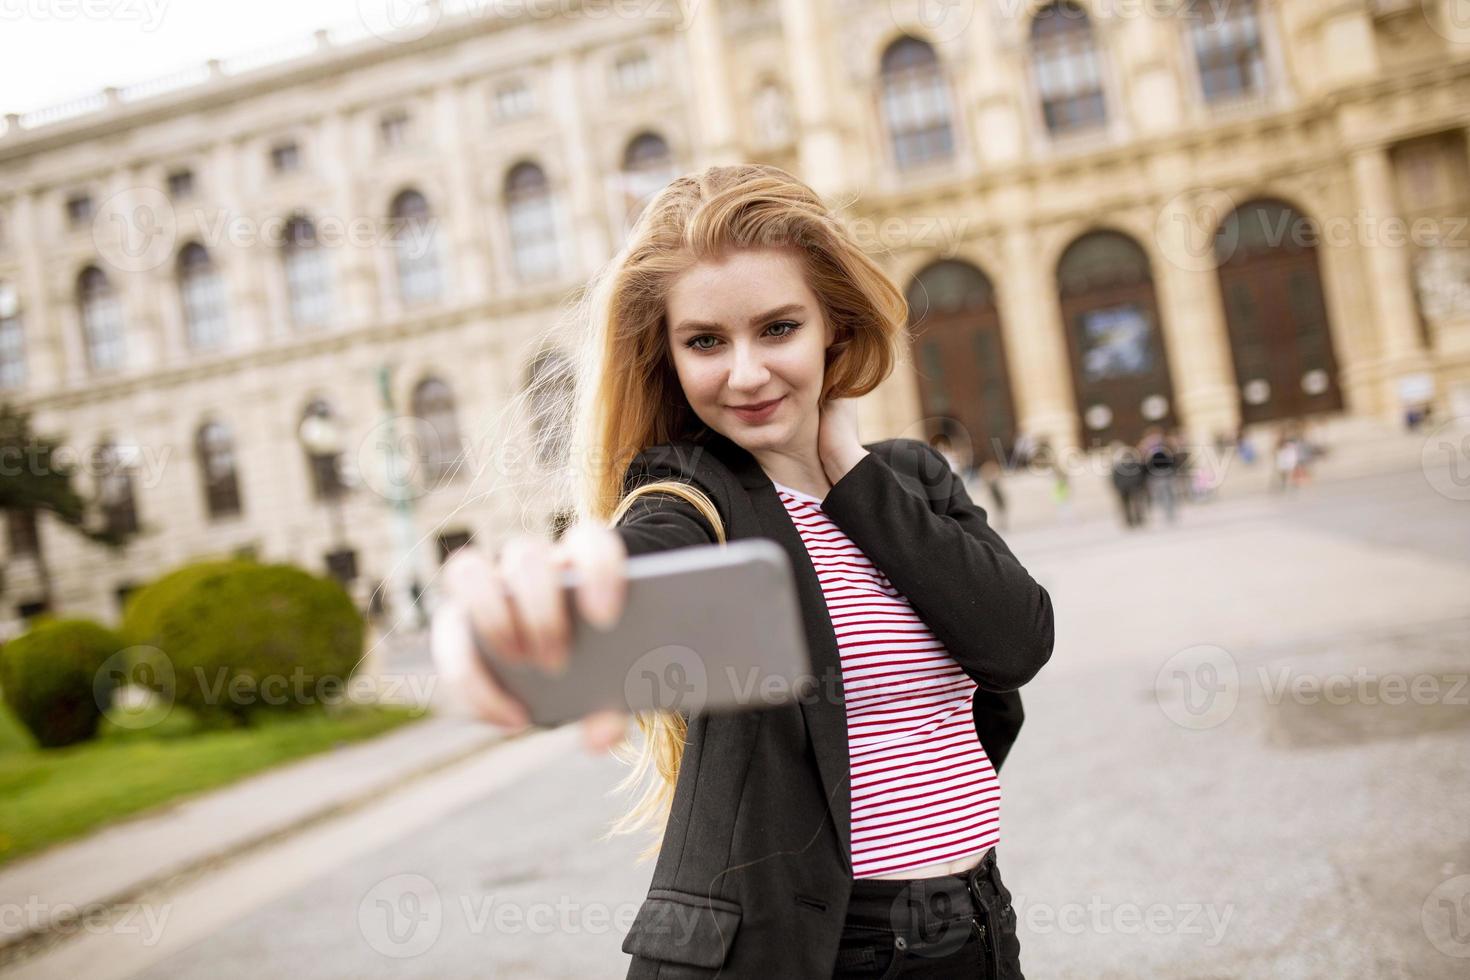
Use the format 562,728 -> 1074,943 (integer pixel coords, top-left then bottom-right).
375,365 -> 427,630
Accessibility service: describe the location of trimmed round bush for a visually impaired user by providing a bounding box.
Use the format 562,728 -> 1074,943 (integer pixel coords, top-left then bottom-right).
123,561 -> 364,724
0,619 -> 124,748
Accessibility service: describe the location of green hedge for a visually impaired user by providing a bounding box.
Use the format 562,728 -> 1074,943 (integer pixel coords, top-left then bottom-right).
123,561 -> 364,724
0,619 -> 124,748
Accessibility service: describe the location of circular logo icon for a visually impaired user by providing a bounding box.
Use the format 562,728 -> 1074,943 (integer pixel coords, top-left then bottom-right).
624,645 -> 708,715
885,879 -> 972,959
357,0 -> 444,43
356,416 -> 440,502
358,873 -> 442,958
1421,417 -> 1470,502
92,186 -> 177,273
1422,0 -> 1470,43
1422,874 -> 1470,958
891,0 -> 978,44
95,645 -> 176,730
1155,644 -> 1239,731
1155,187 -> 1238,272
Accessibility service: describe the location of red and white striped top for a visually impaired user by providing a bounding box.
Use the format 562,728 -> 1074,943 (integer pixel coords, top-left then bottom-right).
773,480 -> 1001,879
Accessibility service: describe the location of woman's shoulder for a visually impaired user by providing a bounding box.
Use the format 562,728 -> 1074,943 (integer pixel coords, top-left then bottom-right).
622,436 -> 733,492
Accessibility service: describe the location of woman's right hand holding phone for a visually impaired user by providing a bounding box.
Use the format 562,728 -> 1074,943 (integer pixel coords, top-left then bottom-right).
431,522 -> 633,753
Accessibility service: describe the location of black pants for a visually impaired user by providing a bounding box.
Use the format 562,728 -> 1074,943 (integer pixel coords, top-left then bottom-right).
832,848 -> 1023,979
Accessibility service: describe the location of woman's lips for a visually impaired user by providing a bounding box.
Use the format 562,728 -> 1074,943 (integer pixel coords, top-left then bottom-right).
730,396 -> 784,423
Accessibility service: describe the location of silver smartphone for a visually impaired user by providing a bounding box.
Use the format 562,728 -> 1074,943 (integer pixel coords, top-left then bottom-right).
470,538 -> 812,726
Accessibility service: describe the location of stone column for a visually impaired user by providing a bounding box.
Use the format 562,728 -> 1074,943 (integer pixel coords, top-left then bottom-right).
998,223 -> 1079,453
318,110 -> 381,330
777,0 -> 849,198
548,52 -> 611,278
1151,199 -> 1240,443
432,82 -> 489,305
1350,144 -> 1432,413
684,0 -> 741,168
11,192 -> 62,388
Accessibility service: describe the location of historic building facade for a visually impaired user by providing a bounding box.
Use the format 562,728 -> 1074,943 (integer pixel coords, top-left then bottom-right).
0,0 -> 1467,624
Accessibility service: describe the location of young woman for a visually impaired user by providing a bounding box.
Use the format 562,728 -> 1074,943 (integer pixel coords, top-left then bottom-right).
433,164 -> 1053,978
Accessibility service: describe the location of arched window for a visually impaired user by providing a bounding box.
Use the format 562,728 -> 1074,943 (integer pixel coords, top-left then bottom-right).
196,420 -> 242,519
904,260 -> 1018,464
1187,0 -> 1266,104
410,377 -> 463,484
178,243 -> 228,350
95,439 -> 139,538
389,189 -> 445,307
282,216 -> 332,329
0,280 -> 24,390
879,36 -> 955,170
1056,230 -> 1177,447
78,266 -> 126,373
299,399 -> 348,500
1030,2 -> 1108,137
505,162 -> 560,283
621,132 -> 675,224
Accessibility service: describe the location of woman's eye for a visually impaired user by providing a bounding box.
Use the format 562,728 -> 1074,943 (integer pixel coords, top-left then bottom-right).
767,320 -> 800,338
687,336 -> 718,351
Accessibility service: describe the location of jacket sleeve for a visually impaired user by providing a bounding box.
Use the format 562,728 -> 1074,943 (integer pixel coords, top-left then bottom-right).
612,444 -> 723,558
820,439 -> 1054,693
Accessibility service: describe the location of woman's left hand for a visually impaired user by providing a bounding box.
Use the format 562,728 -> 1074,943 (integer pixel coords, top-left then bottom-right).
818,396 -> 868,485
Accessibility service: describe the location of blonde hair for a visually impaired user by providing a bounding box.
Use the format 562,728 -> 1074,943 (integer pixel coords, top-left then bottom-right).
554,164 -> 908,859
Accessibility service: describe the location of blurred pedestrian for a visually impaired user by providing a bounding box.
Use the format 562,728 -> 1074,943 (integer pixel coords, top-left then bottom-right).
1109,441 -> 1147,528
1139,426 -> 1178,524
979,459 -> 1009,532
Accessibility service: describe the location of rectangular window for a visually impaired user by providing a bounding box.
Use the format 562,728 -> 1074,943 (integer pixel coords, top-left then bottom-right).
6,509 -> 39,556
167,169 -> 195,199
380,111 -> 411,149
271,141 -> 302,174
65,192 -> 94,228
494,81 -> 535,122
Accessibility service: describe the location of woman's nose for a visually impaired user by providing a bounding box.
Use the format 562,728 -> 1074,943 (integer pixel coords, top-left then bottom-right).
727,345 -> 770,391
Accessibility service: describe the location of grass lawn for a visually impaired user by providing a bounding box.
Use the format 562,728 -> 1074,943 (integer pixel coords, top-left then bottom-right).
0,700 -> 425,867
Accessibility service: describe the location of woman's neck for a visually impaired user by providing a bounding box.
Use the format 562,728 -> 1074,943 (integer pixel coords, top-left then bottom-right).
752,442 -> 830,501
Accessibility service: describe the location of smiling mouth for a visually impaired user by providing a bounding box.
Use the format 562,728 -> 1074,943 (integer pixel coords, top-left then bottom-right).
731,398 -> 781,411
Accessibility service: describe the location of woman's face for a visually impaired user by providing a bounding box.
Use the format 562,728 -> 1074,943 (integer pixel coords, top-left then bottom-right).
665,247 -> 835,456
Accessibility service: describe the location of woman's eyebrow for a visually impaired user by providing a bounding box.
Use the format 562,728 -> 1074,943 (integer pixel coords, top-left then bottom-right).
672,303 -> 806,335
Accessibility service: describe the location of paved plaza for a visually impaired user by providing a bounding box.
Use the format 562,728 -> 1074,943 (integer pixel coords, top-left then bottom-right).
4,455 -> 1468,980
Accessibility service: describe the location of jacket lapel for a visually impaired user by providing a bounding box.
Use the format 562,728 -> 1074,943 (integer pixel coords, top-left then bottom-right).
700,430 -> 853,871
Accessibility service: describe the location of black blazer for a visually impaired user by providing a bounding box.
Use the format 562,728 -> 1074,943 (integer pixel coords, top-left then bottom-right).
612,427 -> 1055,978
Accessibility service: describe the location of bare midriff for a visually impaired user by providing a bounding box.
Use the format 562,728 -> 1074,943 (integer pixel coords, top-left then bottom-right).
862,844 -> 994,882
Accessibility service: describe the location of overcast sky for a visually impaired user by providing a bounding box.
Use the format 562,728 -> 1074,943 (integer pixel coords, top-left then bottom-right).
0,0 -> 382,116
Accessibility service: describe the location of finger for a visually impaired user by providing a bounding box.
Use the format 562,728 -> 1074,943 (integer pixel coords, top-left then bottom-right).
580,709 -> 630,753
500,536 -> 570,673
558,523 -> 628,631
443,549 -> 527,664
429,602 -> 530,730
